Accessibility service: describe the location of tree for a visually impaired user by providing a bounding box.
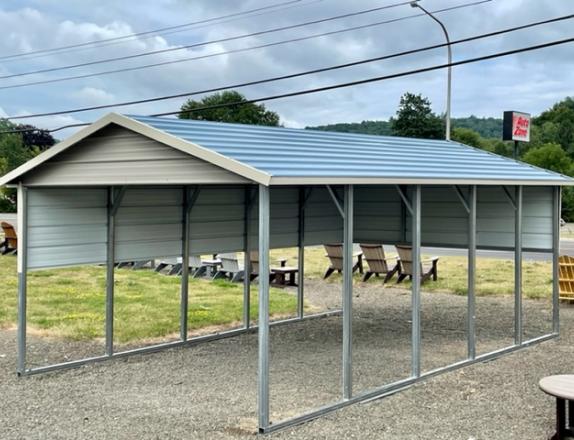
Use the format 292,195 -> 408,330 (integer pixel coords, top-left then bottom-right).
179,90 -> 280,126
533,97 -> 574,154
522,143 -> 574,176
15,124 -> 55,151
0,119 -> 45,211
390,93 -> 444,139
451,127 -> 482,148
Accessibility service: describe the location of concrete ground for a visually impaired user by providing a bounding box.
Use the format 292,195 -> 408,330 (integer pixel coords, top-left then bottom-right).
0,281 -> 570,439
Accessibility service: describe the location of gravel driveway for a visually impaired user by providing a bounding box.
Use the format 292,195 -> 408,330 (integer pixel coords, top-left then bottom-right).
0,281 -> 570,439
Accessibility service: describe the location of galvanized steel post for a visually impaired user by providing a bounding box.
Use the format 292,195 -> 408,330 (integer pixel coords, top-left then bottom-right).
180,186 -> 191,341
243,186 -> 253,329
468,186 -> 477,359
411,185 -> 422,377
297,187 -> 305,319
343,185 -> 354,399
258,184 -> 271,431
105,186 -> 124,356
553,186 -> 561,334
514,186 -> 523,345
105,187 -> 116,356
17,183 -> 28,375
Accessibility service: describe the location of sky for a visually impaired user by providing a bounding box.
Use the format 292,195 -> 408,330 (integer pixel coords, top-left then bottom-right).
0,0 -> 572,137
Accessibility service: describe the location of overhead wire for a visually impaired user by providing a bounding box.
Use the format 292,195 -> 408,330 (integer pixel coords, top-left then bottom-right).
0,0 -> 312,61
0,0 -> 491,90
3,34 -> 573,134
3,11 -> 572,121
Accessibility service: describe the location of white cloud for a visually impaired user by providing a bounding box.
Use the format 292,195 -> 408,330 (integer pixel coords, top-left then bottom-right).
0,0 -> 572,134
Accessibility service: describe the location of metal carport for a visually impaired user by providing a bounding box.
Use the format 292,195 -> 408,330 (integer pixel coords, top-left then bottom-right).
1,112 -> 572,433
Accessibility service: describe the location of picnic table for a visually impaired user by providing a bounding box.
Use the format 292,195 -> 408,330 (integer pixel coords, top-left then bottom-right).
271,257 -> 297,286
539,375 -> 574,439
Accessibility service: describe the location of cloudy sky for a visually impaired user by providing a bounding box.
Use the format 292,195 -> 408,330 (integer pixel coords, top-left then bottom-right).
0,0 -> 572,137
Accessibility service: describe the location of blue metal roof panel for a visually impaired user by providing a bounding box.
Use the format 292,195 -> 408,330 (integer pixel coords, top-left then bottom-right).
128,115 -> 573,183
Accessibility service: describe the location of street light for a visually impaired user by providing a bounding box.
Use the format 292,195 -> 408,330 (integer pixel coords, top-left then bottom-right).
410,1 -> 452,141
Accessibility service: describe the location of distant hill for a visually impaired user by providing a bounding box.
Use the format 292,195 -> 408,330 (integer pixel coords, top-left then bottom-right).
306,120 -> 392,136
307,116 -> 503,139
452,116 -> 503,138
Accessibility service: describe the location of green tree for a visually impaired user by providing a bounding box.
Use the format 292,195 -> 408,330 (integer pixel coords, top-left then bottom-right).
0,119 -> 42,211
179,90 -> 280,126
390,93 -> 444,139
533,97 -> 574,154
451,127 -> 483,148
522,143 -> 574,175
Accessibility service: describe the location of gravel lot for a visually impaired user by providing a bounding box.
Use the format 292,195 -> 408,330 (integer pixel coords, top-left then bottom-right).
0,280 -> 571,439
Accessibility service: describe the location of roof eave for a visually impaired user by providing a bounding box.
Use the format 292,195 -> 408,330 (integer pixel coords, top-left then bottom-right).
268,176 -> 574,186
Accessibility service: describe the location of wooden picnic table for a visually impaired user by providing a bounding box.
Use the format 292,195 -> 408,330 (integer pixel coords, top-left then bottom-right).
540,375 -> 574,439
271,257 -> 297,286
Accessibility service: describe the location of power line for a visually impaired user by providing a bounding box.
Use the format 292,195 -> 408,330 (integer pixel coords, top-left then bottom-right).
0,0 -> 309,61
0,0 -> 491,90
0,0 -> 417,81
4,11 -> 572,121
3,34 -> 573,134
2,1 -> 327,65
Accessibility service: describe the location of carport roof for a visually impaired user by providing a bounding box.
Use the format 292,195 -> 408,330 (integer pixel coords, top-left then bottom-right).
1,112 -> 573,186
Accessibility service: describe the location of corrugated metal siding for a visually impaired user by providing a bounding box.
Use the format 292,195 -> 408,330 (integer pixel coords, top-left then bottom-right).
115,187 -> 183,261
25,184 -> 554,270
130,115 -> 571,184
22,125 -> 249,186
27,188 -> 107,269
354,186 -> 402,243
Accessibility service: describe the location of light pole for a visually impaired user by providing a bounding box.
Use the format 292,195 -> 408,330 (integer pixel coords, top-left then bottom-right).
410,1 -> 452,141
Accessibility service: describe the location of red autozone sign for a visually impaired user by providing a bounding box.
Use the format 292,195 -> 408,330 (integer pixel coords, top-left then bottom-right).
503,111 -> 531,142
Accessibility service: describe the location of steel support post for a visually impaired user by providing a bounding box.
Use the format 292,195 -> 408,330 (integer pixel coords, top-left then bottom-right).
553,186 -> 561,334
17,183 -> 28,375
105,187 -> 116,356
243,186 -> 253,328
468,185 -> 477,359
258,184 -> 271,431
180,186 -> 191,341
297,187 -> 305,319
342,185 -> 354,399
105,186 -> 125,356
411,185 -> 422,377
514,186 -> 523,345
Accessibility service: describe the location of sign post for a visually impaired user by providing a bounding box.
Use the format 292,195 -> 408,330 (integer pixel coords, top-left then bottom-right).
503,111 -> 531,159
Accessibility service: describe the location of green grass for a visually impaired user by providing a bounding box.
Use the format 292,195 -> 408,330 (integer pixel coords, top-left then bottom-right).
0,247 -> 553,343
0,256 -> 298,343
272,247 -> 552,299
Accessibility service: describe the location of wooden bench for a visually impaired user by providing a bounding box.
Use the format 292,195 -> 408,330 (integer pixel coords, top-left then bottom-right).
539,375 -> 574,439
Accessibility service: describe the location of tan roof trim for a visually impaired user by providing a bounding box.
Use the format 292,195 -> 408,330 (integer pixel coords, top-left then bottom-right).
0,113 -> 271,187
269,176 -> 574,186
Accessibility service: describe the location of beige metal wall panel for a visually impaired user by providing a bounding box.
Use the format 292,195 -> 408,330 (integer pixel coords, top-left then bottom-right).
22,125 -> 249,186
354,185 -> 402,244
27,188 -> 107,269
115,187 -> 182,261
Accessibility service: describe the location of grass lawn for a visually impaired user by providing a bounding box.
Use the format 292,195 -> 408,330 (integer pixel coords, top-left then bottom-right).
274,247 -> 552,299
0,256 -> 298,343
0,246 -> 553,343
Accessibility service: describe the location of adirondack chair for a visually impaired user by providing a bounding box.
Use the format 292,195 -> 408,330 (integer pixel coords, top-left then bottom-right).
212,253 -> 245,282
0,222 -> 17,255
155,256 -> 204,276
323,244 -> 363,279
359,244 -> 401,283
394,245 -> 439,284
